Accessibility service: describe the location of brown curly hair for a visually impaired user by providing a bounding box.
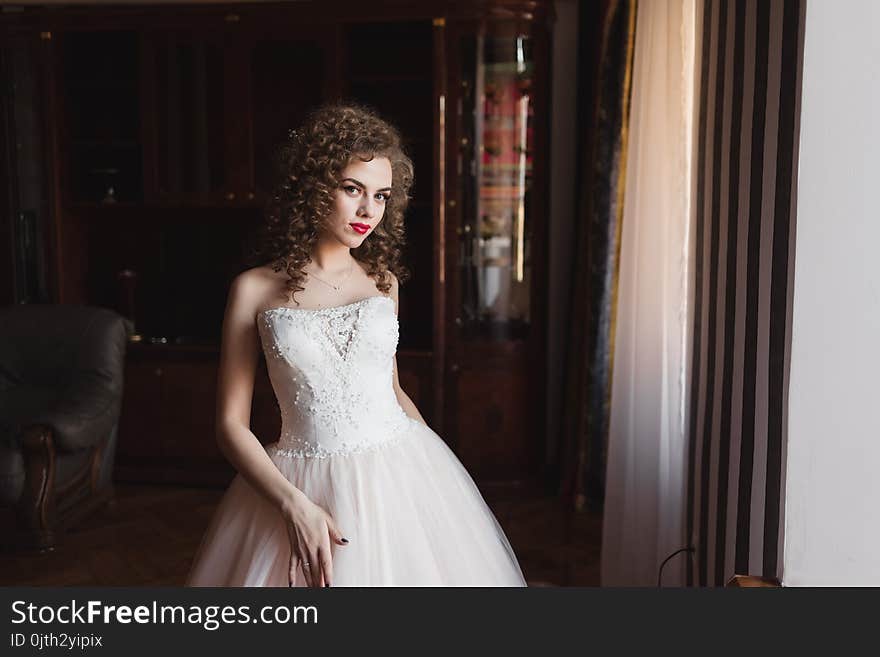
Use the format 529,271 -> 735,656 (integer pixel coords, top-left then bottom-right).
250,102 -> 414,305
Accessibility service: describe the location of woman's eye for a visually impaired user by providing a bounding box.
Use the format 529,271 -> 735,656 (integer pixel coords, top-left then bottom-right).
376,193 -> 390,202
344,185 -> 360,195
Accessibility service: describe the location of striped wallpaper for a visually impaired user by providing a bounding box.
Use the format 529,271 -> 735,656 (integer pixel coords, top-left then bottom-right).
686,0 -> 805,586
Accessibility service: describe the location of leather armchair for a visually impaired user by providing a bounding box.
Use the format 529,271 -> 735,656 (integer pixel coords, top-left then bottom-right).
0,304 -> 131,551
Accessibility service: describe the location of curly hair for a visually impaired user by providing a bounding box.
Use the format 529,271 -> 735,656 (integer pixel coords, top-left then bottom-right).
250,102 -> 414,305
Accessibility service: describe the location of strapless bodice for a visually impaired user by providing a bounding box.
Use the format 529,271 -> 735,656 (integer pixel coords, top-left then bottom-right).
257,295 -> 414,458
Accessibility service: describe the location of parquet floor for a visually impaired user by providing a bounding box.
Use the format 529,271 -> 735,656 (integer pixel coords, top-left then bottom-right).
0,482 -> 601,587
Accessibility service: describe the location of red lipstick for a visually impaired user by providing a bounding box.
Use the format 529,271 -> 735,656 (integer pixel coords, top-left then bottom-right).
350,223 -> 370,234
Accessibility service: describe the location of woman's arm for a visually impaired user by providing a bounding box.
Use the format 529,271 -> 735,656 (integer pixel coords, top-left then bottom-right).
215,271 -> 346,587
214,271 -> 308,516
388,273 -> 428,427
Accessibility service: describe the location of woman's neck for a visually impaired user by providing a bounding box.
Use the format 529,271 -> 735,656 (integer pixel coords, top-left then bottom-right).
309,236 -> 354,273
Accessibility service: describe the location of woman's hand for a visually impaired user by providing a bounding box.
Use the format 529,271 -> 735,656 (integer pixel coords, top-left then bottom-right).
282,492 -> 348,587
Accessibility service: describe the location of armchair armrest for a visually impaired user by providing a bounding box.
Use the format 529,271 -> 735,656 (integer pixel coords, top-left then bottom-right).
37,369 -> 123,453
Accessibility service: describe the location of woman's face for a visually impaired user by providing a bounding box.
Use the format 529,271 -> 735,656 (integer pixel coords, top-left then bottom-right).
321,156 -> 393,248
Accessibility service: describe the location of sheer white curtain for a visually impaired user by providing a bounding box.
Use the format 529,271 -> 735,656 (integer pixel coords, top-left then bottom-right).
600,0 -> 699,586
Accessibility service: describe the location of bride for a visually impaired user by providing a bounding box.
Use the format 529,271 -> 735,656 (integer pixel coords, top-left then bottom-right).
186,103 -> 526,587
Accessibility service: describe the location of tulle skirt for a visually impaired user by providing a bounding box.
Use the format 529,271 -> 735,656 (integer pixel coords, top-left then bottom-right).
186,420 -> 526,587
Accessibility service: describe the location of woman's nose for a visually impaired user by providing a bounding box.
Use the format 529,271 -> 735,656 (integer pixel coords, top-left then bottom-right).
359,196 -> 377,218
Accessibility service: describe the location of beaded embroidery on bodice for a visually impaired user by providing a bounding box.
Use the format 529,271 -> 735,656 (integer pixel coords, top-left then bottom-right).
257,295 -> 414,458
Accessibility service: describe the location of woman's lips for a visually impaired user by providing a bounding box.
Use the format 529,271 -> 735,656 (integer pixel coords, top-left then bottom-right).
350,223 -> 370,234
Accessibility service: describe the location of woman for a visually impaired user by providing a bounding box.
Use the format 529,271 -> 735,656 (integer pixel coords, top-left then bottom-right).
187,103 -> 526,587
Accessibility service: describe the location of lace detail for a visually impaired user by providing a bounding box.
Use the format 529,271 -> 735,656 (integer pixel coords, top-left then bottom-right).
258,295 -> 392,318
266,425 -> 412,460
257,294 -> 412,458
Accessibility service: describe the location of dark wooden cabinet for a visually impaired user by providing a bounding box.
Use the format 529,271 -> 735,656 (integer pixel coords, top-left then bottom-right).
116,348 -> 232,484
1,1 -> 553,486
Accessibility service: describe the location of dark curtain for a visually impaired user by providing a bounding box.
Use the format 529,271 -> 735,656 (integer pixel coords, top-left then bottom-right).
558,0 -> 637,512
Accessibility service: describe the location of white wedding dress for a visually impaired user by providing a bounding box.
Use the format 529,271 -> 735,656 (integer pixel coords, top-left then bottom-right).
186,295 -> 526,586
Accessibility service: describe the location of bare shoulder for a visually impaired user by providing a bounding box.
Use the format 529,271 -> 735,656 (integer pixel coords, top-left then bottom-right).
236,264 -> 281,285
387,269 -> 400,294
228,265 -> 279,318
385,270 -> 400,317
386,270 -> 399,298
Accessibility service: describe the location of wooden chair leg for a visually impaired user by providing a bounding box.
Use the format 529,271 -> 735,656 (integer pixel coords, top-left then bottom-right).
16,425 -> 58,551
6,429 -> 117,553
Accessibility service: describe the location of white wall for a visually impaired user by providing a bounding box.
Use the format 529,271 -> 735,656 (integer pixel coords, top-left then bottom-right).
785,0 -> 880,586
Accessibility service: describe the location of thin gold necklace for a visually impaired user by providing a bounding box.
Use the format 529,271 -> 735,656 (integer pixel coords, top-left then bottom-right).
308,261 -> 355,292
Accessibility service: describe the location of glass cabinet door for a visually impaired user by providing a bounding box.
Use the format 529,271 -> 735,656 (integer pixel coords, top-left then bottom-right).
148,30 -> 229,202
61,31 -> 143,204
458,31 -> 534,340
249,36 -> 326,197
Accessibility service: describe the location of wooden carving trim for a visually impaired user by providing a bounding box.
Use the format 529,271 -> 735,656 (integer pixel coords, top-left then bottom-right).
19,424 -> 57,535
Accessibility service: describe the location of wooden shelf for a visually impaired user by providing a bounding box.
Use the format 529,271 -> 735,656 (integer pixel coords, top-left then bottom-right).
70,139 -> 141,147
349,73 -> 433,84
126,340 -> 221,359
67,199 -> 264,212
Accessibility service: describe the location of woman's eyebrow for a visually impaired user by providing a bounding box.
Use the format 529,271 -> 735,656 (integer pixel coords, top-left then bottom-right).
341,177 -> 392,192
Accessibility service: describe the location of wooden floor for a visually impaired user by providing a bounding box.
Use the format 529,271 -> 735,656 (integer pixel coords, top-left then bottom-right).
0,481 -> 602,587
